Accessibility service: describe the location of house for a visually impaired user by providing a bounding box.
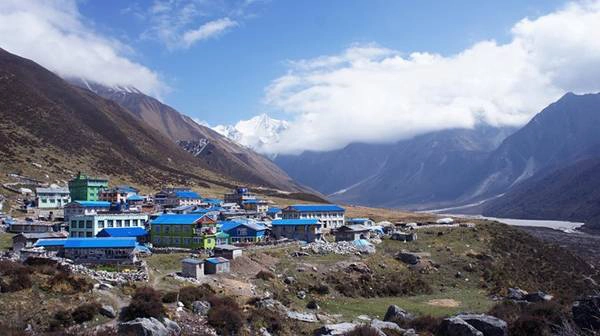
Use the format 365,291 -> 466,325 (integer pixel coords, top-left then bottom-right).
281,204 -> 345,230
150,214 -> 216,249
99,186 -> 139,204
62,237 -> 139,264
68,212 -> 148,238
202,198 -> 223,207
215,231 -> 230,245
12,231 -> 68,252
271,219 -> 323,242
126,195 -> 145,205
171,204 -> 198,214
220,219 -> 266,243
345,218 -> 375,227
64,201 -> 111,221
266,207 -> 282,219
224,187 -> 257,206
181,258 -> 204,279
204,257 -> 230,274
68,172 -> 109,201
7,218 -> 55,233
97,227 -> 149,243
334,224 -> 371,242
36,186 -> 71,209
391,231 -> 417,242
33,238 -> 68,253
213,244 -> 243,260
242,199 -> 269,213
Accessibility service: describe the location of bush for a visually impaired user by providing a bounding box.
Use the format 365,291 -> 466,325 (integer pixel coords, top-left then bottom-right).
247,308 -> 287,335
207,296 -> 243,336
45,271 -> 92,294
178,285 -> 213,307
161,291 -> 178,303
121,287 -> 166,321
256,270 -> 275,281
0,260 -> 32,293
72,303 -> 100,324
510,315 -> 552,336
309,283 -> 330,295
48,309 -> 74,331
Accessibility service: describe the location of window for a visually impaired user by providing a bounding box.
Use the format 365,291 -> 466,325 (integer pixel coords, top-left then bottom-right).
173,225 -> 180,233
86,220 -> 92,229
78,220 -> 85,229
132,219 -> 138,226
116,220 -> 122,227
50,198 -> 55,203
71,220 -> 76,227
107,220 -> 114,228
173,237 -> 180,245
42,199 -> 47,203
98,220 -> 105,228
124,220 -> 130,227
86,232 -> 93,237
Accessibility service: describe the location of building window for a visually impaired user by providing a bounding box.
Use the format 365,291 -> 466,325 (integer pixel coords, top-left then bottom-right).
98,220 -> 105,228
116,220 -> 122,227
124,220 -> 130,227
86,220 -> 92,228
86,232 -> 93,237
107,220 -> 114,228
78,220 -> 85,229
132,219 -> 138,226
71,220 -> 76,227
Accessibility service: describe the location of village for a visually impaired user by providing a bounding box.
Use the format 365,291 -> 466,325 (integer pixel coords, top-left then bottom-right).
0,172 -> 597,336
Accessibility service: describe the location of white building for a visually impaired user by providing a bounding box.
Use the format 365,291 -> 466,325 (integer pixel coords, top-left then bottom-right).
64,201 -> 111,221
36,186 -> 71,209
281,204 -> 345,230
68,213 -> 148,238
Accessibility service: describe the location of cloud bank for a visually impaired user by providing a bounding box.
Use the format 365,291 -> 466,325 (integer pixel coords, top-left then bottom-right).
261,1 -> 600,155
0,0 -> 165,97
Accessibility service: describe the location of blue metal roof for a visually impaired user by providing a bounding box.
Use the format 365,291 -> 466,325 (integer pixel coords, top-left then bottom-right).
203,198 -> 223,205
205,257 -> 229,264
286,204 -> 345,212
63,238 -> 137,249
272,219 -> 321,226
347,218 -> 371,223
267,207 -> 281,214
174,191 -> 201,199
74,201 -> 111,208
97,227 -> 148,238
151,214 -> 203,225
220,220 -> 266,232
127,195 -> 144,201
34,238 -> 67,247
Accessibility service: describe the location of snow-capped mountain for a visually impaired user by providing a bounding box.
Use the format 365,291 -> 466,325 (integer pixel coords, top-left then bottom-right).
213,114 -> 289,154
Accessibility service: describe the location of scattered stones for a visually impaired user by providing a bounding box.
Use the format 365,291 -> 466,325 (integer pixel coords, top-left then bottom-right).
118,317 -> 180,336
371,319 -> 404,332
383,305 -> 413,322
315,322 -> 357,335
507,288 -> 528,301
457,314 -> 508,336
192,301 -> 211,315
301,240 -> 374,255
439,316 -> 483,336
455,271 -> 463,278
524,291 -> 553,302
99,305 -> 116,319
297,290 -> 306,299
572,295 -> 600,330
286,310 -> 318,323
307,300 -> 320,310
284,276 -> 296,285
345,262 -> 372,274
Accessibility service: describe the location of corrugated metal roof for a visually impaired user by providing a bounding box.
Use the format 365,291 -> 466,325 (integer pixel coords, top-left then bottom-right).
267,207 -> 281,214
74,201 -> 111,208
63,238 -> 137,249
205,257 -> 229,264
272,219 -> 321,226
150,214 -> 203,225
182,258 -> 203,265
16,232 -> 68,239
174,191 -> 201,199
97,227 -> 147,237
347,218 -> 371,223
36,187 -> 69,194
33,238 -> 68,247
220,220 -> 266,232
338,224 -> 370,232
127,195 -> 144,201
286,204 -> 345,212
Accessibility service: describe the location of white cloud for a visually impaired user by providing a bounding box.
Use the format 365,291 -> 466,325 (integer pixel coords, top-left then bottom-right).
183,18 -> 238,47
0,0 -> 166,97
261,1 -> 600,155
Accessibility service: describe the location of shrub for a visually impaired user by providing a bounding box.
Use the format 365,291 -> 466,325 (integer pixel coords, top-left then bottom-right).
344,325 -> 384,336
161,291 -> 178,303
48,309 -> 74,331
71,303 -> 100,324
45,271 -> 92,294
178,285 -> 213,307
121,287 -> 166,321
256,270 -> 275,281
207,296 -> 243,336
0,260 -> 32,293
309,283 -> 330,295
510,315 -> 552,336
247,308 -> 286,334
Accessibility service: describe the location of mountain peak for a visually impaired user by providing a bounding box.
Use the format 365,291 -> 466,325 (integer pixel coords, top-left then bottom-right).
213,114 -> 289,154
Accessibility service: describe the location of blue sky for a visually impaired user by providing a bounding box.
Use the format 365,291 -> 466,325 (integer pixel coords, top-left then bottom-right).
77,0 -> 565,125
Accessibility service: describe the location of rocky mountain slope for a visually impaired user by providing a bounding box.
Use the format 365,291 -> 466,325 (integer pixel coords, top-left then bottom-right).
68,79 -> 305,192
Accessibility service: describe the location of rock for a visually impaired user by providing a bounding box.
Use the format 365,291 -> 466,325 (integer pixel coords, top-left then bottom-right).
439,317 -> 483,336
384,305 -> 413,322
345,262 -> 372,274
356,315 -> 372,321
370,319 -> 405,332
176,301 -> 184,308
573,295 -> 600,330
99,304 -> 116,318
524,291 -> 553,302
455,271 -> 463,278
507,288 -> 528,301
315,322 -> 357,335
297,290 -> 306,299
457,314 -> 508,336
396,252 -> 428,265
162,318 -> 181,335
118,317 -> 173,336
307,300 -> 320,310
286,310 -> 318,323
255,298 -> 288,313
99,282 -> 113,290
192,300 -> 211,315
259,327 -> 272,336
284,276 -> 296,285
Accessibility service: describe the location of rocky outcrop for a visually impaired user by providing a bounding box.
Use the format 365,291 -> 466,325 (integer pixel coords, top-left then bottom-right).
118,317 -> 181,336
384,305 -> 413,322
99,305 -> 116,319
192,301 -> 211,316
523,291 -> 553,302
315,323 -> 358,335
456,314 -> 508,336
572,295 -> 600,330
439,317 -> 484,336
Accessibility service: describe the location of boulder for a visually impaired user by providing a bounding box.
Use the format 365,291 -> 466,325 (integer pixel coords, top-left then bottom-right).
524,291 -> 553,302
98,282 -> 113,290
457,314 -> 508,336
192,300 -> 211,315
383,305 -> 413,322
315,322 -> 357,335
439,317 -> 483,336
255,298 -> 288,313
396,252 -> 421,265
286,310 -> 318,323
507,288 -> 528,301
99,304 -> 116,318
573,295 -> 600,330
284,276 -> 296,285
297,290 -> 306,299
162,318 -> 181,335
307,300 -> 320,310
370,319 -> 405,332
118,317 -> 173,336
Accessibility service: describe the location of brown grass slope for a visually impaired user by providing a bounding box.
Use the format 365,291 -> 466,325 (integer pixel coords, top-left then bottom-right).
0,48 -> 246,188
73,80 -> 307,192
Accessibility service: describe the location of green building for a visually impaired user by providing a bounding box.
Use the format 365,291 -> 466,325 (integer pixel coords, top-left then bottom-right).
68,172 -> 109,201
150,214 -> 217,249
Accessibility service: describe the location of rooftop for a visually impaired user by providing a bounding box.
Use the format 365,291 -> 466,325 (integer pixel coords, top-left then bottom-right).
72,201 -> 111,208
220,219 -> 266,232
286,204 -> 345,212
272,219 -> 321,226
151,214 -> 203,225
36,187 -> 69,194
14,232 -> 69,240
182,258 -> 203,265
215,244 -> 242,251
174,191 -> 201,199
97,227 -> 148,237
205,257 -> 229,264
63,237 -> 137,249
33,238 -> 68,247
